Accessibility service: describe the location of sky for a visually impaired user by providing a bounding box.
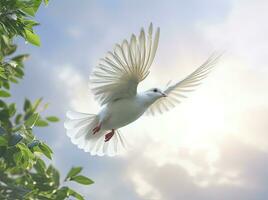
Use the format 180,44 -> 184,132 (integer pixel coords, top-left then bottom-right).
11,0 -> 268,199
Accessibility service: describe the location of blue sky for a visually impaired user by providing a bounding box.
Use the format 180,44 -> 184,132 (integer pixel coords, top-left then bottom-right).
11,0 -> 268,199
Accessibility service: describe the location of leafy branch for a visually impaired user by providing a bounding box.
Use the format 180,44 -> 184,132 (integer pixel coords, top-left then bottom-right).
0,0 -> 93,199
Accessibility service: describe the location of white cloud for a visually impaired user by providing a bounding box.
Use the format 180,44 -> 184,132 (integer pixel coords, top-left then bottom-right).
201,0 -> 268,69
55,64 -> 99,113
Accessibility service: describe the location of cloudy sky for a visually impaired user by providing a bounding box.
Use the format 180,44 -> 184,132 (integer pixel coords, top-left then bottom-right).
11,0 -> 268,199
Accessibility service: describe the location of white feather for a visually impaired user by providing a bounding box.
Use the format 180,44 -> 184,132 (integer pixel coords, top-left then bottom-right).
89,23 -> 160,106
146,52 -> 223,115
64,111 -> 126,156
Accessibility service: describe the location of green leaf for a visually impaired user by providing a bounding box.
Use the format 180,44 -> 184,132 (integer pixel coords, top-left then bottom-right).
22,7 -> 36,17
25,29 -> 40,46
35,119 -> 49,127
0,109 -> 9,121
0,100 -> 7,108
32,0 -> 43,12
25,113 -> 39,128
55,187 -> 68,199
24,19 -> 39,28
34,157 -> 46,173
70,175 -> 94,185
46,116 -> 59,122
1,35 -> 9,45
0,71 -> 7,79
0,136 -> 8,146
3,81 -> 10,90
47,165 -> 60,187
23,99 -> 32,112
17,143 -> 35,167
15,114 -> 22,124
8,103 -> 16,117
65,167 -> 82,181
4,45 -> 17,56
43,103 -> 50,110
42,142 -> 53,153
44,0 -> 49,5
39,142 -> 53,159
0,90 -> 11,97
21,0 -> 42,16
12,54 -> 30,63
10,77 -> 18,83
14,67 -> 24,78
32,98 -> 43,112
13,151 -> 22,164
68,188 -> 84,200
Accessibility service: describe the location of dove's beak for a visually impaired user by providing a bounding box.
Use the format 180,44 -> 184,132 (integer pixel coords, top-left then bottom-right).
161,92 -> 167,97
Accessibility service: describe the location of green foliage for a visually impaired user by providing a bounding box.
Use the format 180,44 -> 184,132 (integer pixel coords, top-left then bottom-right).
0,0 -> 44,45
0,0 -> 44,97
65,166 -> 94,185
65,166 -> 83,180
0,1 -> 93,199
0,90 -> 11,97
46,116 -> 60,122
70,175 -> 94,185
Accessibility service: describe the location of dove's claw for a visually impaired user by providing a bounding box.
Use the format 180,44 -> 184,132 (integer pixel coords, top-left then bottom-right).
104,129 -> 115,142
92,124 -> 101,134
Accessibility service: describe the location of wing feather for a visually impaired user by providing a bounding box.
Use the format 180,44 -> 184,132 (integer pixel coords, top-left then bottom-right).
90,23 -> 160,105
146,53 -> 222,116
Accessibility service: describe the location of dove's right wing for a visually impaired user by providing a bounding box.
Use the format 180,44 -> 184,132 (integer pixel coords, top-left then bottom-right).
89,23 -> 160,106
146,53 -> 222,115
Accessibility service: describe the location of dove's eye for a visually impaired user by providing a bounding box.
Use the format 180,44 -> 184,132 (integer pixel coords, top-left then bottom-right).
153,89 -> 158,92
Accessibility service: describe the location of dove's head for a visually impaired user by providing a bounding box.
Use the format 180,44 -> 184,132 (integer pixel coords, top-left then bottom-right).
142,88 -> 167,104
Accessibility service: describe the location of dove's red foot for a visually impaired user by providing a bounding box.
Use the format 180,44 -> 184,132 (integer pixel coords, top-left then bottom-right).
92,124 -> 101,134
105,129 -> 115,142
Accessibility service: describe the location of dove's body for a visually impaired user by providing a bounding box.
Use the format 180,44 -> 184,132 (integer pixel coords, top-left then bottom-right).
99,94 -> 152,130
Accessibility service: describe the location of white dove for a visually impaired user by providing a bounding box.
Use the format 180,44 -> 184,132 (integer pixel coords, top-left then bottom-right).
64,23 -> 221,156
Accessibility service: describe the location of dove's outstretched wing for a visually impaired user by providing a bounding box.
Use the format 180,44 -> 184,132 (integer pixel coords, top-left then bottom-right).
89,23 -> 160,106
146,53 -> 222,115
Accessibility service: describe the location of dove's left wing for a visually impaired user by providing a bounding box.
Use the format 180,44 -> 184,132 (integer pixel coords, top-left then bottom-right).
90,24 -> 160,106
146,53 -> 222,115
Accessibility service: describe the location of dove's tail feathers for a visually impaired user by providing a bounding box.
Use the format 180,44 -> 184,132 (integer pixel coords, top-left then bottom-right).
64,110 -> 127,157
94,129 -> 128,157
